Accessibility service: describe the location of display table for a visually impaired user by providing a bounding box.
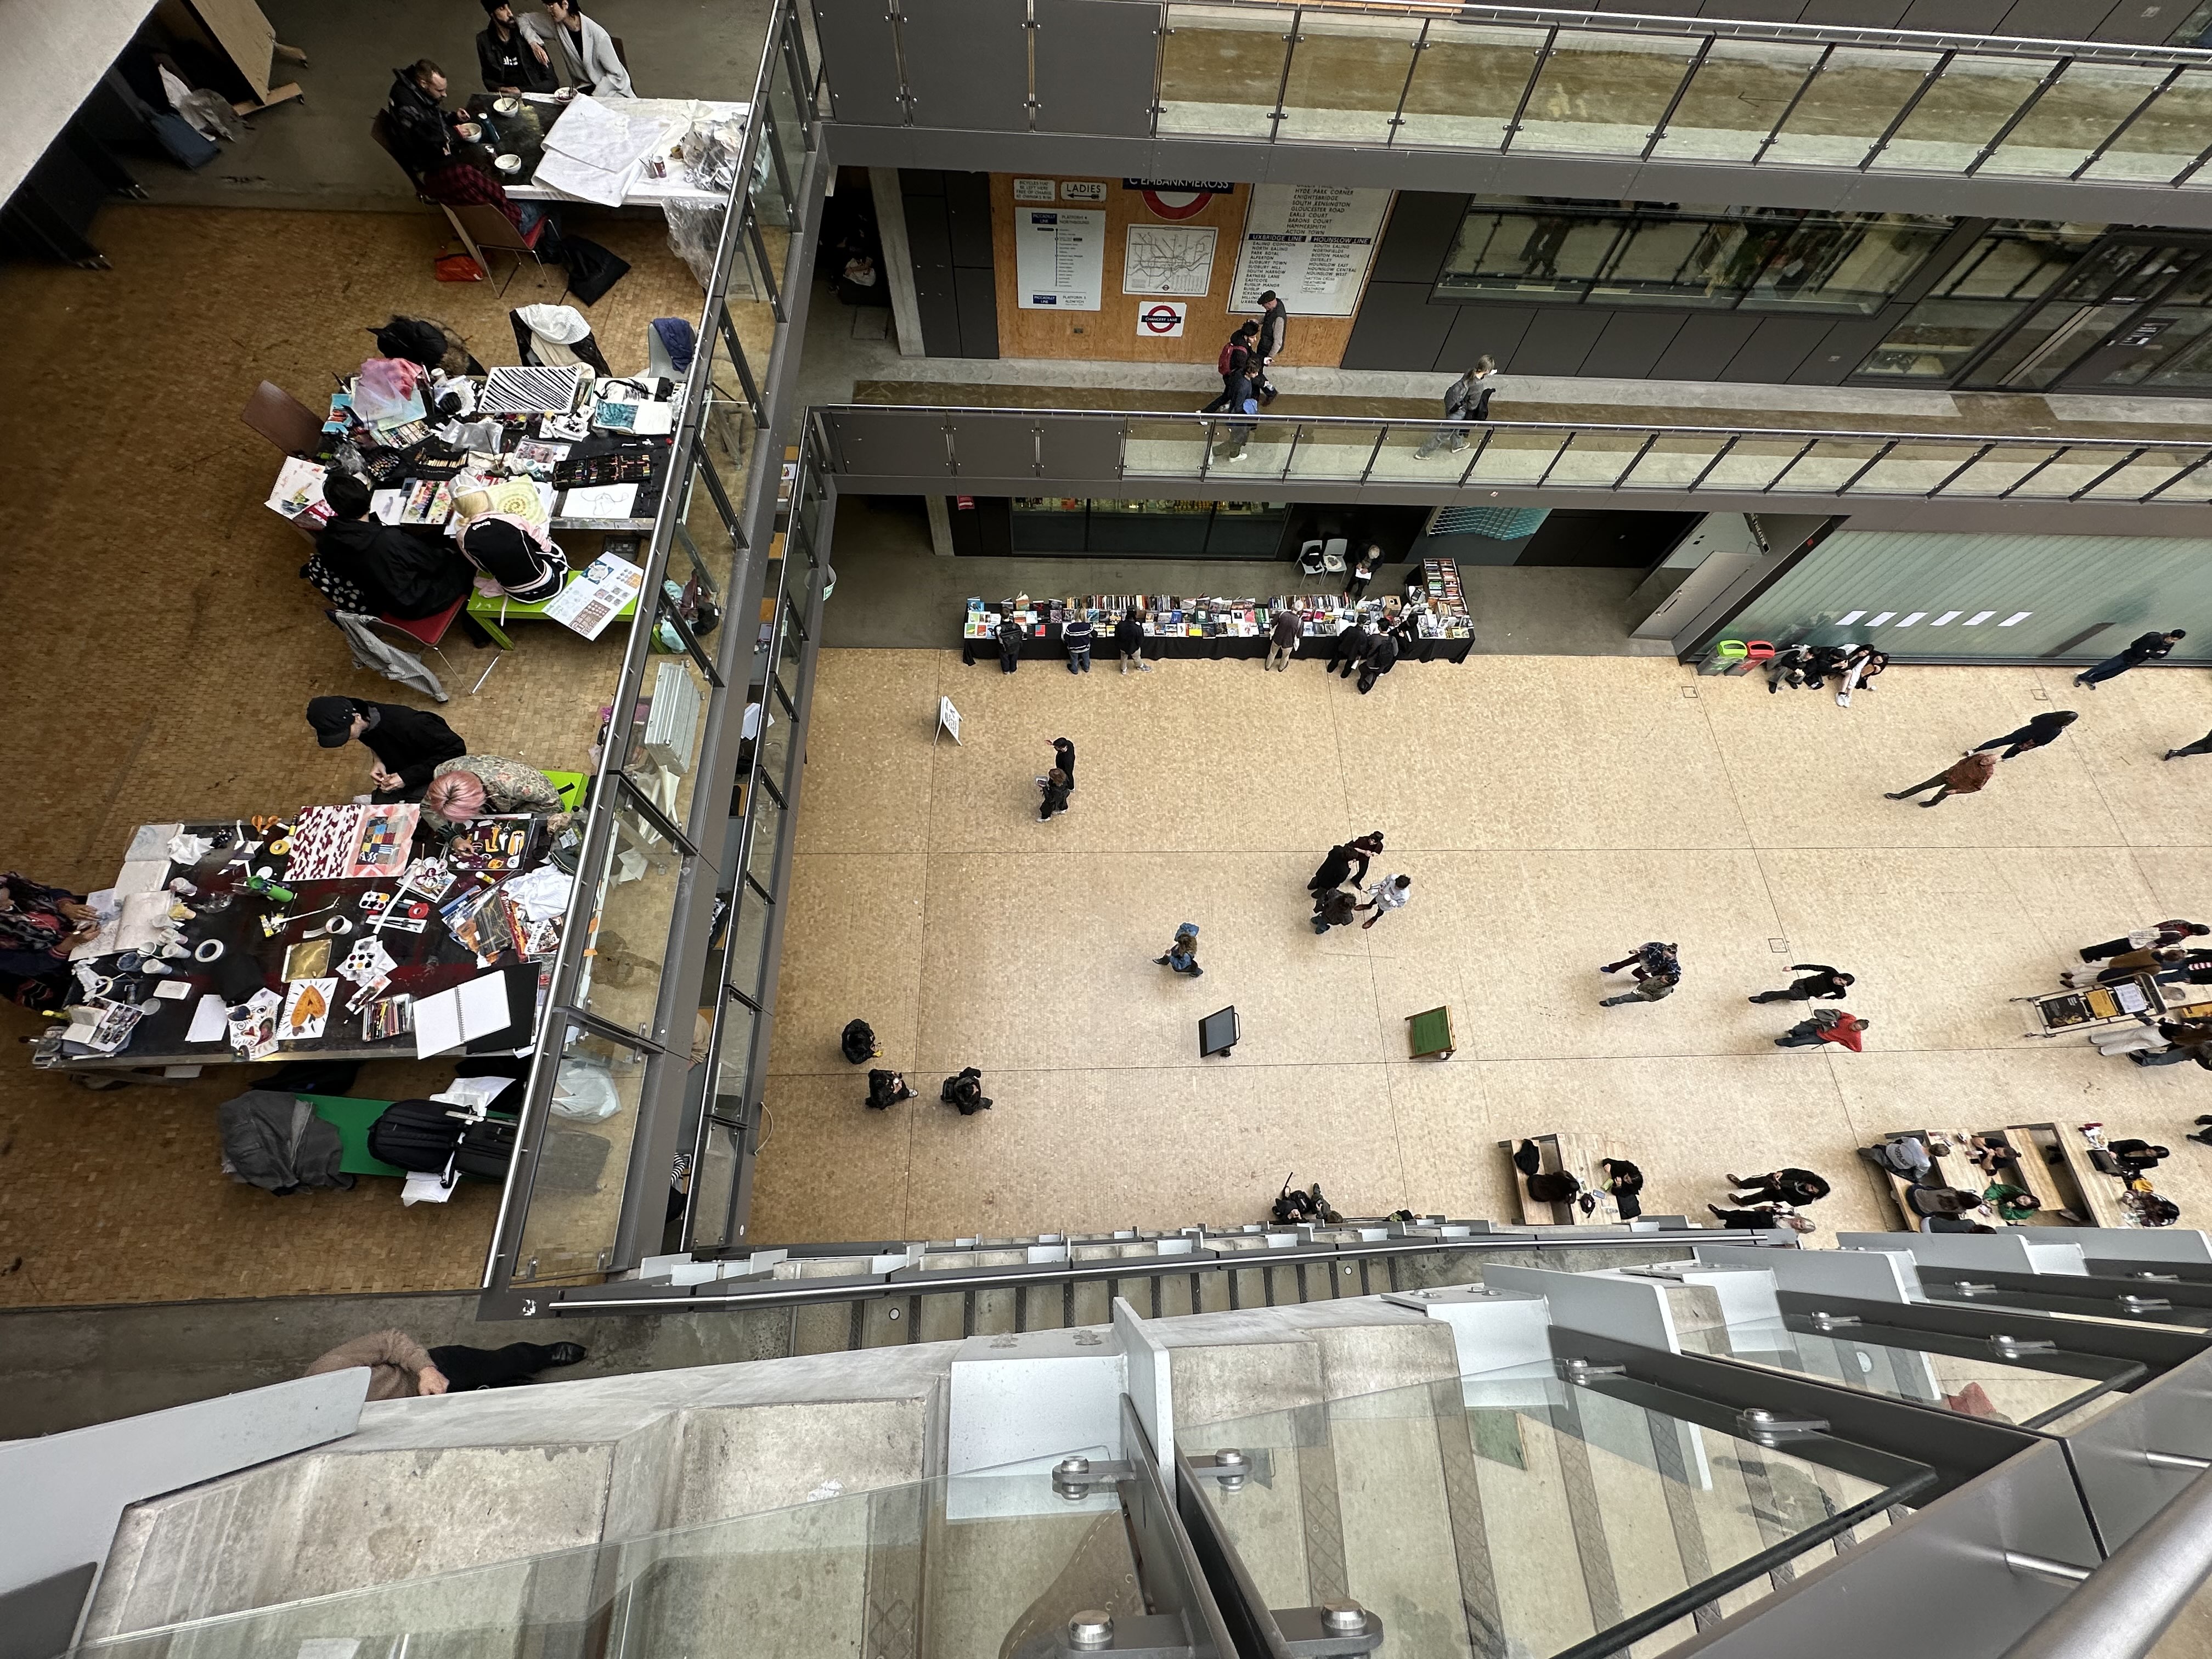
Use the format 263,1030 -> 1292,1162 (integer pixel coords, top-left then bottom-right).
33,813 -> 566,1081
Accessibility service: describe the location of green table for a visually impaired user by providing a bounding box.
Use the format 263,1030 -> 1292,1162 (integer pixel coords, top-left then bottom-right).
300,1093 -> 404,1178
1406,1006 -> 1455,1060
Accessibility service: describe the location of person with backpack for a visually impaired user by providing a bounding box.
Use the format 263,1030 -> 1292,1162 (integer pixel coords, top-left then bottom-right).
1312,887 -> 1361,934
840,1019 -> 878,1065
1415,358 -> 1497,459
1202,324 -> 1259,413
1600,1158 -> 1645,1220
1215,392 -> 1260,463
941,1066 -> 991,1115
1254,291 -> 1289,403
865,1069 -> 915,1109
998,612 -> 1025,674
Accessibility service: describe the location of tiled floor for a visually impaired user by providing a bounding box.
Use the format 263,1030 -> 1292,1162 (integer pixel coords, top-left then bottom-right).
0,203 -> 712,1307
751,646 -> 2212,1246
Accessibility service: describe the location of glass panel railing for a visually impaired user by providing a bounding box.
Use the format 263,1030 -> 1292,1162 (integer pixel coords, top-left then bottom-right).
1872,54 -> 2059,173
71,1436 -> 1222,1659
1158,5 -> 1283,137
1677,1322 -> 2137,1431
1277,15 -> 1418,145
1397,22 -> 1544,151
1987,60 -> 2179,178
1124,416 -> 1214,477
1766,47 -> 1941,170
1519,32 -> 1700,157
1283,421 -> 1381,481
726,879 -> 772,1003
1180,1368 -> 1924,1659
1654,40 -> 1819,163
580,788 -> 681,1040
512,1020 -> 652,1282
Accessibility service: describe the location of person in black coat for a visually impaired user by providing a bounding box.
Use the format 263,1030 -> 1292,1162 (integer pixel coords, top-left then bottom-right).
1115,610 -> 1152,674
1308,832 -> 1384,894
1038,768 -> 1071,822
307,696 -> 466,803
1051,737 -> 1076,794
998,615 -> 1025,674
310,472 -> 475,620
1748,964 -> 1854,1004
941,1066 -> 991,1115
1331,619 -> 1370,680
1725,1167 -> 1830,1206
1356,631 -> 1399,694
1974,709 -> 2077,760
477,0 -> 558,92
2078,628 -> 2186,688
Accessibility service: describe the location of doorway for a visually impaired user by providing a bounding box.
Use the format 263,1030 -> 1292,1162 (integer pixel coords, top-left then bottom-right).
1965,239 -> 2212,393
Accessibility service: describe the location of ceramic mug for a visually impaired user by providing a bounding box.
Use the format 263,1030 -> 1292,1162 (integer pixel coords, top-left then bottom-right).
495,154 -> 522,174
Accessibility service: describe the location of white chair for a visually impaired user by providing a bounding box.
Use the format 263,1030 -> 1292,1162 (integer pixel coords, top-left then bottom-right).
1298,540 -> 1326,578
1322,536 -> 1349,574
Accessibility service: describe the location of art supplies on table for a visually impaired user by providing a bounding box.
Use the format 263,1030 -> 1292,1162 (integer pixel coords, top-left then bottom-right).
66,998 -> 145,1056
266,457 -> 330,524
335,935 -> 397,986
363,995 -> 414,1042
280,939 -> 332,982
541,552 -> 644,640
557,482 -> 640,521
227,987 -> 282,1061
286,804 -> 421,882
398,478 -> 454,526
444,815 -> 543,875
511,439 -> 571,478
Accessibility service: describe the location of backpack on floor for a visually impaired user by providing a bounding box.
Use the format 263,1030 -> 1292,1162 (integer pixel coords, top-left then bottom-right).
368,1098 -> 469,1173
841,1018 -> 878,1064
454,1116 -> 520,1181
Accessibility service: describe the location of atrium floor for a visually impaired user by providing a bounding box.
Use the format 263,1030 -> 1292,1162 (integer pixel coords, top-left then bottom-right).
753,644 -> 2212,1246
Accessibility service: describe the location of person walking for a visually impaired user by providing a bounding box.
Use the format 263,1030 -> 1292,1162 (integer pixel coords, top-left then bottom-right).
1037,766 -> 1071,822
1201,323 -> 1260,413
1215,392 -> 1260,463
1345,546 -> 1378,600
1311,887 -> 1361,934
997,613 -> 1025,674
1267,605 -> 1301,671
1705,1204 -> 1817,1234
2062,945 -> 2186,988
305,1328 -> 585,1397
1885,749 -> 1996,808
1254,291 -> 1289,403
1415,358 -> 1497,458
2130,1021 -> 2212,1068
1359,873 -> 1412,930
2077,628 -> 2186,689
1308,833 -> 1384,895
1154,922 -> 1203,977
2166,727 -> 2212,761
1748,964 -> 1853,1004
1331,618 -> 1370,679
1774,1008 -> 1870,1051
1050,736 -> 1076,796
1725,1167 -> 1831,1206
941,1066 -> 992,1114
1975,709 -> 2076,759
1115,609 -> 1153,673
2080,920 -> 2207,961
1063,612 -> 1094,674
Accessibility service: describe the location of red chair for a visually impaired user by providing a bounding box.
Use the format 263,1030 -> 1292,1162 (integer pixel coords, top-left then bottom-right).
375,596 -> 467,685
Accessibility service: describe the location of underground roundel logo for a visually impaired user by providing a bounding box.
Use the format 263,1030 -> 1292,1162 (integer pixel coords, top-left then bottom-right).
1141,304 -> 1181,334
1141,188 -> 1214,219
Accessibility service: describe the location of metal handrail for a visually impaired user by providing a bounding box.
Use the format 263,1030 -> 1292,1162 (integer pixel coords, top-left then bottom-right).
1130,0 -> 2212,65
815,404 -> 2212,452
2000,1464 -> 2212,1659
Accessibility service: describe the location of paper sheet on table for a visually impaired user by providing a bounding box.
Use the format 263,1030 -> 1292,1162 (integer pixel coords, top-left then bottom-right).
185,993 -> 228,1043
114,860 -> 172,894
557,482 -> 638,520
535,94 -> 668,205
126,823 -> 184,862
71,889 -> 171,961
413,970 -> 514,1058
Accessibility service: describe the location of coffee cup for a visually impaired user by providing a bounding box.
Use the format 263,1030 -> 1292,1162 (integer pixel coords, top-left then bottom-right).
495,154 -> 522,174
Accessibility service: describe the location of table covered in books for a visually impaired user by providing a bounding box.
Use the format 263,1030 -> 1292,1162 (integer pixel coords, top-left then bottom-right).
31,804 -> 574,1079
958,559 -> 1477,666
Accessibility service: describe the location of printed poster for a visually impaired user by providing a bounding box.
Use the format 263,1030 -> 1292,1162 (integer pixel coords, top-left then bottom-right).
1122,224 -> 1217,296
1229,184 -> 1390,317
1016,207 -> 1104,310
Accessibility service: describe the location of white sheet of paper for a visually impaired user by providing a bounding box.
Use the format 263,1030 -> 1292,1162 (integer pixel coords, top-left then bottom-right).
401,1172 -> 457,1206
114,859 -> 172,893
413,985 -> 465,1058
458,970 -> 511,1038
413,971 -> 513,1058
557,482 -> 639,519
185,993 -> 228,1042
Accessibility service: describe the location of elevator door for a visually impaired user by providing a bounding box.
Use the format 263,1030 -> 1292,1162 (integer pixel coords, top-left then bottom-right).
1966,242 -> 2211,392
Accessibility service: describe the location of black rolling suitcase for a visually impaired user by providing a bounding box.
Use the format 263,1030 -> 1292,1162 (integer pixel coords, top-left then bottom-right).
369,1098 -> 520,1188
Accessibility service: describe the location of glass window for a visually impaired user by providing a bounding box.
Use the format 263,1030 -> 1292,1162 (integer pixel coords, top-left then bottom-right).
1440,199 -> 1944,314
1852,222 -> 2106,379
1157,5 -> 1286,138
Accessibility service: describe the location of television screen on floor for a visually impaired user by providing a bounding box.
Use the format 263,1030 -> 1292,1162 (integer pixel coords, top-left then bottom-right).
1198,1005 -> 1239,1058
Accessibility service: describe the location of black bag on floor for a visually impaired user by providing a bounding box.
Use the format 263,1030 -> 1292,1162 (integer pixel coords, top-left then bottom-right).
368,1098 -> 467,1173
841,1019 -> 877,1064
562,235 -> 630,306
454,1116 -> 520,1181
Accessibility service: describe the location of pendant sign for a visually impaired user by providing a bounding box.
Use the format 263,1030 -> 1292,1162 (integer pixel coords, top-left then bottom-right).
1137,301 -> 1188,338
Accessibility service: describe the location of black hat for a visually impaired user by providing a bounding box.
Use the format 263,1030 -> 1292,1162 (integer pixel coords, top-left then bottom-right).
306,697 -> 359,747
480,0 -> 511,14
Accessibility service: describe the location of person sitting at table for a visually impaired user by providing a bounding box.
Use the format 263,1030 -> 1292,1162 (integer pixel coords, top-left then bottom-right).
0,871 -> 100,1011
477,0 -> 558,94
385,59 -> 467,174
307,696 -> 467,804
370,314 -> 483,379
388,59 -> 563,250
454,491 -> 568,603
522,0 -> 635,98
424,756 -> 568,829
307,472 -> 476,620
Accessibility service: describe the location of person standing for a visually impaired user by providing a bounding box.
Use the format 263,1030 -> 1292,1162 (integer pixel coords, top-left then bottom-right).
1885,749 -> 1996,808
1601,941 -> 1679,981
1037,766 -> 1071,822
1356,630 -> 1398,695
2076,628 -> 2186,689
1345,546 -> 1378,600
476,0 -> 557,93
1254,291 -> 1289,403
1063,612 -> 1094,674
1115,609 -> 1153,673
1415,358 -> 1497,458
1774,1008 -> 1870,1052
1974,709 -> 2077,759
865,1070 -> 916,1109
1201,323 -> 1259,413
1050,737 -> 1076,797
998,613 -> 1025,674
307,696 -> 466,803
2080,920 -> 2207,961
1600,970 -> 1678,1008
1331,617 -> 1370,679
1215,393 -> 1259,464
1267,606 -> 1301,671
1308,833 -> 1383,895
305,1328 -> 585,1397
941,1066 -> 992,1114
1748,964 -> 1853,1004
1154,922 -> 1203,977
1359,873 -> 1412,930
1725,1168 -> 1831,1206
1311,887 -> 1360,934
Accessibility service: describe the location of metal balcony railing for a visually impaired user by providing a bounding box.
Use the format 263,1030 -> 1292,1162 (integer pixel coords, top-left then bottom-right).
819,0 -> 2212,190
812,404 -> 2212,506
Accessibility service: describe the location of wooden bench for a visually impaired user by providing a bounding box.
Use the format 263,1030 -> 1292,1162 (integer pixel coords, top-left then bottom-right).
1869,1128 -> 1960,1227
2022,1121 -> 2135,1229
1499,1132 -> 1622,1226
1968,1127 -> 2074,1224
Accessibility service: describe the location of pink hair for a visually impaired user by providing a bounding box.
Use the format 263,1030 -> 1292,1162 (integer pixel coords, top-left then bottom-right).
424,771 -> 488,823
